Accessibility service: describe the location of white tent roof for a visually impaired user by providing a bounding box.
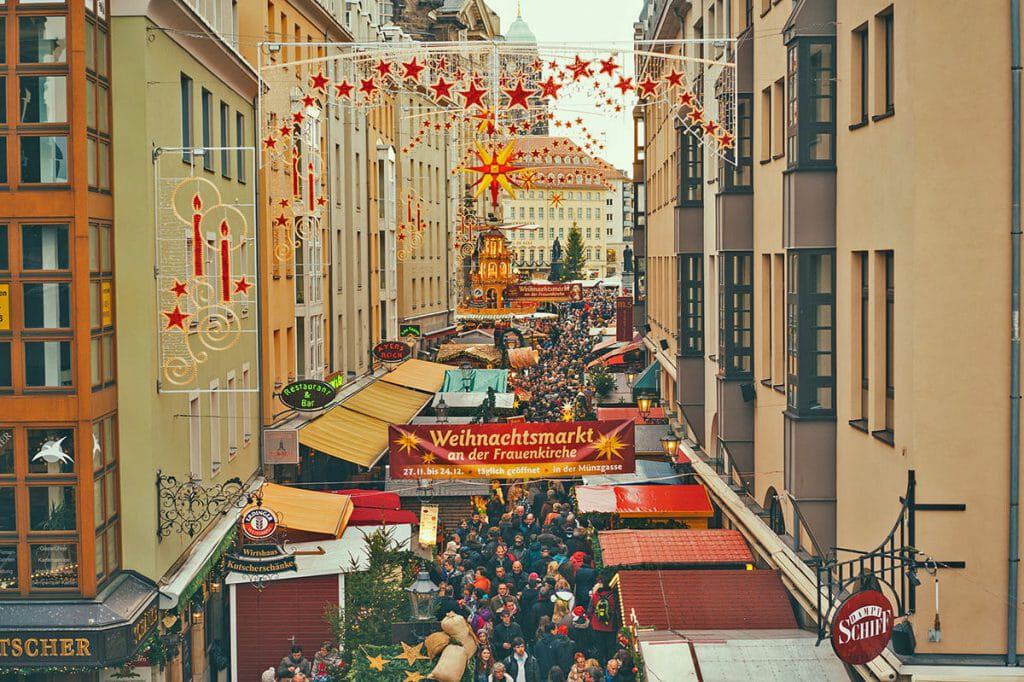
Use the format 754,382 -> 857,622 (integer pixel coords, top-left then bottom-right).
225,524 -> 412,585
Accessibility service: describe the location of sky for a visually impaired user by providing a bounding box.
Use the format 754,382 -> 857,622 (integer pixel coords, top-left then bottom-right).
486,0 -> 646,172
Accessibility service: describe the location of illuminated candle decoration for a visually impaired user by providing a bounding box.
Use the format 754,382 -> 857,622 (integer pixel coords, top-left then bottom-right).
219,220 -> 231,302
192,194 -> 204,276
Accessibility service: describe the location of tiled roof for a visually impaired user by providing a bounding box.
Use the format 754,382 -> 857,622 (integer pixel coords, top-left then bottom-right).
599,529 -> 753,567
617,570 -> 798,631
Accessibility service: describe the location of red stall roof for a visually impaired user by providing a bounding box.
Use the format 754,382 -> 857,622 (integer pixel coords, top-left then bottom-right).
596,407 -> 667,424
587,339 -> 643,368
329,489 -> 401,510
576,484 -> 713,518
617,569 -> 797,631
347,507 -> 419,526
599,529 -> 753,567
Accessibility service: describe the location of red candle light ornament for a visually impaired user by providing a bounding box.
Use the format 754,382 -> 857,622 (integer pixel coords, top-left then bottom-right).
219,220 -> 231,302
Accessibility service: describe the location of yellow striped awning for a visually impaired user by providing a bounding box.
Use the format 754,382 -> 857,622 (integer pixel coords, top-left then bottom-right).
299,406 -> 391,468
255,482 -> 353,537
342,381 -> 431,423
379,358 -> 453,394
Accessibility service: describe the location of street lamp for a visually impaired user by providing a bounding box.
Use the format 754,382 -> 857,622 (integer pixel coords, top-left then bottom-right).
636,394 -> 653,422
436,396 -> 449,424
626,370 -> 637,386
460,362 -> 473,392
406,570 -> 440,621
660,430 -> 680,460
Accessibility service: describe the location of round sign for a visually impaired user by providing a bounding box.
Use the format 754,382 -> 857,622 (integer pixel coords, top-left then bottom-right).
240,507 -> 278,540
280,379 -> 336,411
373,340 -> 412,363
830,589 -> 894,665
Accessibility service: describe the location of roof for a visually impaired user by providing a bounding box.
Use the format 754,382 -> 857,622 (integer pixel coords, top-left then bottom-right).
596,406 -> 668,425
634,424 -> 686,459
441,368 -> 509,393
257,483 -> 353,538
508,347 -> 539,369
575,484 -> 713,518
342,381 -> 432,422
599,529 -> 754,568
436,343 -> 503,365
380,359 -> 453,393
512,137 -> 628,184
617,570 -> 797,630
637,629 -> 848,682
587,339 -> 644,368
582,458 -> 677,487
633,360 -> 660,396
327,489 -> 400,510
431,392 -> 516,409
505,11 -> 536,43
299,405 -> 391,468
347,507 -> 419,526
0,571 -> 157,631
225,524 -> 413,585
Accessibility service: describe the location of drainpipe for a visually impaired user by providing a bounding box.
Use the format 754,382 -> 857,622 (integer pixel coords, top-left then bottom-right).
1009,0 -> 1021,667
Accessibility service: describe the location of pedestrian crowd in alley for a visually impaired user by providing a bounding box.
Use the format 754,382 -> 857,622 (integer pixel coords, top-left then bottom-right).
513,288 -> 618,424
428,477 -> 635,682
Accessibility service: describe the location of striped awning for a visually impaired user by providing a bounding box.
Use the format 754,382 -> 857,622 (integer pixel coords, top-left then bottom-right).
380,358 -> 453,393
256,482 -> 353,537
342,381 -> 432,423
299,406 -> 392,468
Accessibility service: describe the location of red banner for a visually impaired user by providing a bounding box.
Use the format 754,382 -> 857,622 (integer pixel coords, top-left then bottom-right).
615,296 -> 633,341
505,282 -> 584,303
388,420 -> 635,479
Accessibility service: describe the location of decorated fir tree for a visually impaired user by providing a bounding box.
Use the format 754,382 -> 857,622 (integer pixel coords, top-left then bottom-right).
560,225 -> 586,282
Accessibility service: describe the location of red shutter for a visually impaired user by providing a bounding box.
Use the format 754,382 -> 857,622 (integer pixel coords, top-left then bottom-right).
234,574 -> 339,681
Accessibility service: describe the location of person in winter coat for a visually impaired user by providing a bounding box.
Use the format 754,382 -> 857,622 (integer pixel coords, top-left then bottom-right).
502,638 -> 541,682
573,562 -> 597,609
277,645 -> 312,678
528,586 -> 555,640
475,647 -> 497,682
565,652 -> 590,682
492,609 -> 525,657
533,621 -> 574,679
489,661 -> 514,682
587,577 -> 619,663
568,606 -> 593,660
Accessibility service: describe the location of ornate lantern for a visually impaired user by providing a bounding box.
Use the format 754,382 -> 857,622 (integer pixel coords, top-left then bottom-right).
406,570 -> 439,621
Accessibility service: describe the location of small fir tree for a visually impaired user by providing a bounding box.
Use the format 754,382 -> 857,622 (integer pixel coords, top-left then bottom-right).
560,225 -> 586,282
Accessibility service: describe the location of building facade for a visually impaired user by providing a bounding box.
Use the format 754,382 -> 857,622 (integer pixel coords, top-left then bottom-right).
635,0 -> 1024,667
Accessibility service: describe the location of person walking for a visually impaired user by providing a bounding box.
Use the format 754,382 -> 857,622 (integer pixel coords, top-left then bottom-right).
503,637 -> 541,682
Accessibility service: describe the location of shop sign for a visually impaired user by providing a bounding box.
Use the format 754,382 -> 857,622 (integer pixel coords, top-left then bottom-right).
0,634 -> 97,664
0,284 -> 8,331
400,324 -> 422,339
280,379 -> 336,411
615,296 -> 633,342
240,506 -> 278,540
324,370 -> 346,390
506,282 -> 583,303
224,544 -> 296,575
373,340 -> 412,363
830,589 -> 894,665
101,281 -> 113,326
131,604 -> 160,648
418,504 -> 439,547
388,419 -> 636,479
262,428 -> 299,466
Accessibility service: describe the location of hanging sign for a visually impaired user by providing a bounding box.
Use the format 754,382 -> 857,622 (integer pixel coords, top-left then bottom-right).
280,379 -> 336,411
0,284 -> 8,331
262,429 -> 299,465
324,370 -> 346,391
830,589 -> 894,665
400,324 -> 422,339
373,340 -> 412,363
388,419 -> 636,479
224,544 -> 297,574
240,506 -> 279,541
418,504 -> 439,547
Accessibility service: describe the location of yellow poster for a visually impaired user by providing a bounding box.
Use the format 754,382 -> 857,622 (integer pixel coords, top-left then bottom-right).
0,284 -> 8,331
101,282 -> 112,327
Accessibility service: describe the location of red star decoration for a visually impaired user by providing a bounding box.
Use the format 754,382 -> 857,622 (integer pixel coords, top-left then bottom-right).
274,214 -> 289,227
316,196 -> 327,206
598,57 -> 619,76
702,119 -> 720,136
278,198 -> 290,208
359,77 -> 378,97
278,124 -> 292,137
291,110 -> 305,125
613,76 -> 634,95
717,130 -> 735,149
262,135 -> 277,149
530,58 -> 543,71
309,71 -> 329,91
508,122 -> 520,134
444,120 -> 453,130
665,69 -> 685,87
334,80 -> 354,98
453,68 -> 465,80
170,280 -> 188,298
458,81 -> 487,109
686,107 -> 705,125
538,76 -> 562,99
301,94 -> 317,108
503,79 -> 537,109
548,60 -> 559,70
430,76 -> 454,100
568,55 -> 593,81
233,277 -> 253,295
637,77 -> 661,98
162,305 -> 190,330
678,91 -> 695,106
402,56 -> 426,82
375,60 -> 393,78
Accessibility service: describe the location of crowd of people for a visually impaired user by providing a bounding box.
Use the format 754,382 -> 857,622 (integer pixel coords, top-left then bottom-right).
513,288 -> 618,423
428,478 -> 635,682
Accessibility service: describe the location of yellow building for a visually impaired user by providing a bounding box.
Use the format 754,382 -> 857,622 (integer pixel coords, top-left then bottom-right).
635,0 -> 1024,672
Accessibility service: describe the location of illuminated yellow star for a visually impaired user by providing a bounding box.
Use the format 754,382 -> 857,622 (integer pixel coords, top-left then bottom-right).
394,429 -> 421,456
403,671 -> 426,682
561,402 -> 575,422
549,192 -> 564,208
459,140 -> 533,209
394,641 -> 428,666
592,432 -> 626,460
421,452 -> 437,464
365,653 -> 387,671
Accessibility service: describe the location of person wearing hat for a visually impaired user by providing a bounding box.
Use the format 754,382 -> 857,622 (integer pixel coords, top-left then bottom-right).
568,606 -> 593,660
492,607 -> 525,656
534,619 -> 574,680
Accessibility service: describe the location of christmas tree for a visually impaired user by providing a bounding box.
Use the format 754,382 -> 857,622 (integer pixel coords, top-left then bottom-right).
560,225 -> 586,281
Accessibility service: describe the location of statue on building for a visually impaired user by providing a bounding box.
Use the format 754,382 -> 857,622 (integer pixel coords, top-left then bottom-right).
623,245 -> 634,273
548,237 -> 563,282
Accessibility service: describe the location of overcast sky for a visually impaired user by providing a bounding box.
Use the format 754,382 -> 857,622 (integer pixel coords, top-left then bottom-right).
487,0 -> 645,172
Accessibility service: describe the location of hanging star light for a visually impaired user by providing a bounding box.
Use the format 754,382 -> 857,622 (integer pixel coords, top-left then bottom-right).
459,140 -> 533,209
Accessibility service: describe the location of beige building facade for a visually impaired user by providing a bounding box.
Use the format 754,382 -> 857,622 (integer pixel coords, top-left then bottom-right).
635,0 -> 1024,670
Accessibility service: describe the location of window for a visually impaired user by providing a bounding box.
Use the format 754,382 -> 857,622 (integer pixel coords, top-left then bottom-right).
877,8 -> 894,116
22,225 -> 68,270
772,253 -> 785,385
772,79 -> 784,157
879,250 -> 894,439
29,486 -> 76,530
760,86 -> 772,162
86,13 -> 111,192
23,283 -> 70,328
201,88 -> 213,171
853,251 -> 869,428
678,123 -> 703,205
210,381 -> 221,475
718,252 -> 753,378
27,428 -> 74,475
786,250 -> 835,416
786,38 -> 836,167
236,112 -> 246,183
219,102 -> 230,178
89,222 -> 114,388
31,543 -> 77,589
180,74 -> 193,161
20,136 -> 68,183
0,343 -> 10,388
720,94 -> 753,190
852,24 -> 869,126
24,341 -> 71,387
19,76 -> 67,123
679,254 -> 703,356
18,16 -> 66,64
